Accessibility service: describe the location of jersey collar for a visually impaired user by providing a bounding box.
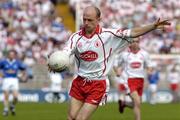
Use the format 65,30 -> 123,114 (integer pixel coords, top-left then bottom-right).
7,59 -> 16,64
128,48 -> 140,54
79,25 -> 102,39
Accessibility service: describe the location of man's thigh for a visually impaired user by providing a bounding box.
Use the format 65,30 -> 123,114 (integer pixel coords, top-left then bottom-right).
68,97 -> 83,119
130,91 -> 141,105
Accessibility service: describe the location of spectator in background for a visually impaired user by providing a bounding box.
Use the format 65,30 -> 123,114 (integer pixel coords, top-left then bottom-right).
0,71 -> 3,86
170,39 -> 180,54
49,72 -> 64,102
20,52 -> 34,80
159,39 -> 171,54
167,65 -> 180,102
147,62 -> 160,105
0,0 -> 71,65
0,50 -> 27,116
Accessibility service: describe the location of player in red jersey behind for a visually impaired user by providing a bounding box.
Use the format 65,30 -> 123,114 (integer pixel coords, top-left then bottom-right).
117,37 -> 154,120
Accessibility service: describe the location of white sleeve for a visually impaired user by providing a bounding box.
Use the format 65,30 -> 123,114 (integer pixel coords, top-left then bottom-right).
113,55 -> 119,67
144,51 -> 152,68
117,53 -> 124,66
115,29 -> 131,38
63,33 -> 77,57
113,52 -> 125,67
109,29 -> 133,53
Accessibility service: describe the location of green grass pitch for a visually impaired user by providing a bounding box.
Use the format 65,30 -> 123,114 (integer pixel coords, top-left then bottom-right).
0,102 -> 179,120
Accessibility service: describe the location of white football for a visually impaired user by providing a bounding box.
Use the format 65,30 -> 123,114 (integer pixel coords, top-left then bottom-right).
48,51 -> 69,72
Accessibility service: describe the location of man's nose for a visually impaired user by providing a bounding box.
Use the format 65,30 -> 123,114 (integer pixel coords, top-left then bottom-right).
84,20 -> 89,25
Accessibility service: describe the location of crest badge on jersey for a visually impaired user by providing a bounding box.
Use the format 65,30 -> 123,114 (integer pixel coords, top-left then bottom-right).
77,42 -> 82,48
139,56 -> 144,60
94,40 -> 101,48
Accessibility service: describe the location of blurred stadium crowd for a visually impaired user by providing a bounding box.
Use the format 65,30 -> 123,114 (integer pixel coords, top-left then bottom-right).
0,0 -> 179,91
0,0 -> 71,65
70,0 -> 180,94
0,0 -> 71,84
70,0 -> 180,54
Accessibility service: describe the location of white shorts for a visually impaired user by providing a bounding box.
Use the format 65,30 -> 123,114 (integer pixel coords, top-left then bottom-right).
50,73 -> 63,92
2,78 -> 19,91
148,84 -> 157,92
51,83 -> 62,92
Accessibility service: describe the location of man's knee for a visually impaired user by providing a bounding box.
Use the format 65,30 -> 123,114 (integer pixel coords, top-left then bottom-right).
3,92 -> 9,100
67,112 -> 76,120
14,97 -> 18,101
67,116 -> 75,120
134,100 -> 141,108
76,113 -> 88,120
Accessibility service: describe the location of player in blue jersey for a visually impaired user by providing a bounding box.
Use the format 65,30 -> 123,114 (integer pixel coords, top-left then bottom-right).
0,50 -> 27,116
147,62 -> 159,104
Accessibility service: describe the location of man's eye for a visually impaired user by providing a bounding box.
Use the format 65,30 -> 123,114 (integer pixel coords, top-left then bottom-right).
84,19 -> 92,22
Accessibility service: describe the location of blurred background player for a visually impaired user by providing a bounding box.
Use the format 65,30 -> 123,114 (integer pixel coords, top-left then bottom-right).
147,62 -> 160,105
118,37 -> 153,120
115,70 -> 133,111
49,72 -> 63,102
167,64 -> 180,102
0,50 -> 27,116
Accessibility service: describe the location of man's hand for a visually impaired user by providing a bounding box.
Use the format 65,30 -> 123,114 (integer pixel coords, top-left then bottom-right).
154,18 -> 171,30
47,53 -> 66,73
47,63 -> 68,73
130,18 -> 171,37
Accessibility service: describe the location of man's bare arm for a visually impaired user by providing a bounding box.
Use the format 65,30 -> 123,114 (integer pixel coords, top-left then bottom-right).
130,18 -> 171,38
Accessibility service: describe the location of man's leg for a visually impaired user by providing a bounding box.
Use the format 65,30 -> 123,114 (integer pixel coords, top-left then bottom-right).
76,102 -> 98,120
10,90 -> 18,115
130,91 -> 141,120
149,84 -> 157,104
3,91 -> 9,116
55,92 -> 60,100
67,97 -> 83,120
118,93 -> 133,113
52,92 -> 60,102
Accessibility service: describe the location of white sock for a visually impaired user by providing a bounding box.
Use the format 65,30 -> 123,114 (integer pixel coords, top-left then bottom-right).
4,107 -> 8,111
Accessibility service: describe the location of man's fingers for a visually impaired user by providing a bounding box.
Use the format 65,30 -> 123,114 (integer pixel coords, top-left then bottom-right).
155,19 -> 171,29
48,66 -> 66,73
159,20 -> 171,26
154,18 -> 160,27
163,21 -> 171,25
166,22 -> 171,25
161,20 -> 170,24
157,18 -> 160,23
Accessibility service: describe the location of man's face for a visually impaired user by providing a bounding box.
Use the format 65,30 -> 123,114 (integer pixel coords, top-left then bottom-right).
129,38 -> 140,49
8,51 -> 16,60
83,7 -> 100,33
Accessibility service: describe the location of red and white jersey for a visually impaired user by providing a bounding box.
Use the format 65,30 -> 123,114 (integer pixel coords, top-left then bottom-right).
118,49 -> 152,78
63,25 -> 132,80
167,71 -> 179,84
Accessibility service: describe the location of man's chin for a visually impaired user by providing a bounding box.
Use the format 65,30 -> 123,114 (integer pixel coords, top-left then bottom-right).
85,26 -> 90,29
